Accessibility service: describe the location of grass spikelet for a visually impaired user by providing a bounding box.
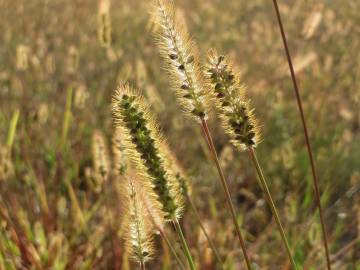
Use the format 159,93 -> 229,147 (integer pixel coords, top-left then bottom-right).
152,0 -> 209,120
98,0 -> 112,47
0,145 -> 14,182
207,50 -> 261,151
112,84 -> 183,220
207,51 -> 298,269
92,130 -> 111,185
16,44 -> 29,71
121,175 -> 154,266
160,142 -> 191,199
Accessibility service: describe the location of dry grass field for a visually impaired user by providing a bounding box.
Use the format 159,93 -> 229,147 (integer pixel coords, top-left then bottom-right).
0,0 -> 359,269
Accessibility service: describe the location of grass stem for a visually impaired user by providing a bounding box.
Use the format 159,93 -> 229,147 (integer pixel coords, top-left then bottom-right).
248,147 -> 298,270
187,194 -> 224,268
200,118 -> 252,270
172,218 -> 196,270
6,109 -> 20,149
159,229 -> 186,270
61,87 -> 73,150
270,1 -> 331,269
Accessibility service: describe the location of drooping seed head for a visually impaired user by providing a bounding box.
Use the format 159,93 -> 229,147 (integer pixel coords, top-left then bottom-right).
121,175 -> 154,264
207,50 -> 261,151
152,0 -> 209,120
92,130 -> 111,184
112,84 -> 183,220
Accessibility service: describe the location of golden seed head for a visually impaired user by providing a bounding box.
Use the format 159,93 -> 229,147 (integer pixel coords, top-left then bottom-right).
98,0 -> 112,47
112,84 -> 183,220
207,50 -> 261,151
0,145 -> 14,182
152,0 -> 209,121
16,44 -> 29,71
121,175 -> 154,264
92,130 -> 111,185
161,143 -> 192,198
112,127 -> 131,176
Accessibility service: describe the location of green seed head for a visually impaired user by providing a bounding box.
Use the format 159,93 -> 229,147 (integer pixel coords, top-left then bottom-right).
207,50 -> 261,150
112,84 -> 183,220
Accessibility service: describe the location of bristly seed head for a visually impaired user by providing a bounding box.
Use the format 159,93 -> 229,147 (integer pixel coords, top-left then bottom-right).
207,50 -> 261,151
92,130 -> 111,185
121,175 -> 154,264
112,127 -> 130,176
152,0 -> 209,121
112,84 -> 183,220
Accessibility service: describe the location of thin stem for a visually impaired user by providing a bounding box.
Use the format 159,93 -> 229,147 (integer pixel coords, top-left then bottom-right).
6,109 -> 20,149
102,180 -> 121,270
61,87 -> 73,149
140,261 -> 145,270
172,218 -> 196,270
248,147 -> 298,270
159,229 -> 186,270
270,1 -> 331,269
200,118 -> 252,270
187,194 -> 224,268
142,192 -> 186,270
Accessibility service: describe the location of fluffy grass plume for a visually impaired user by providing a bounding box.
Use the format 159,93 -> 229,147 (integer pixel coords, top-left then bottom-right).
152,0 -> 209,120
207,50 -> 261,151
112,127 -> 130,176
121,174 -> 154,265
92,130 -> 111,184
112,84 -> 183,220
162,144 -> 192,199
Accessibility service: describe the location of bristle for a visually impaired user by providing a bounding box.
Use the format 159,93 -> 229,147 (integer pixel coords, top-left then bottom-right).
206,50 -> 261,151
161,143 -> 191,198
112,84 -> 183,220
121,175 -> 154,264
112,127 -> 130,176
92,130 -> 111,185
136,176 -> 166,231
152,0 -> 209,121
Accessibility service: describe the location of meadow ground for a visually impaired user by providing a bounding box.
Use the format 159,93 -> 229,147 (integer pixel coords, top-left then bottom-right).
0,0 -> 359,269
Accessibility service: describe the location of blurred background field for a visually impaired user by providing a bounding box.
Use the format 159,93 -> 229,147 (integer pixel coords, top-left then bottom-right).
0,0 -> 359,269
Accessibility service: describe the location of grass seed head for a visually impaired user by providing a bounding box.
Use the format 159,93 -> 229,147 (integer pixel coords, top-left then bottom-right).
16,44 -> 29,71
207,50 -> 261,151
112,127 -> 131,176
92,130 -> 111,186
0,145 -> 14,182
121,175 -> 155,265
98,0 -> 112,47
152,0 -> 209,121
112,84 -> 183,220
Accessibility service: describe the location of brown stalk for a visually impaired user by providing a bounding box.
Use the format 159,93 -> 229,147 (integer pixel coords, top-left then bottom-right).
200,118 -> 252,270
271,0 -> 331,269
